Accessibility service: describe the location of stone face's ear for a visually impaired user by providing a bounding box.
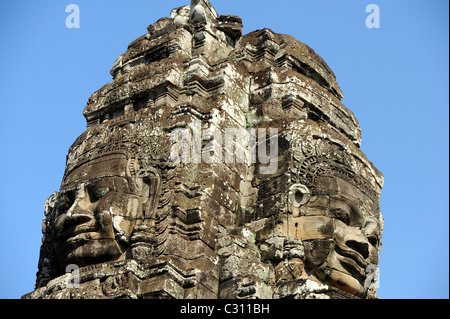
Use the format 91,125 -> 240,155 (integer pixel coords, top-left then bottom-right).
289,184 -> 310,217
139,168 -> 162,219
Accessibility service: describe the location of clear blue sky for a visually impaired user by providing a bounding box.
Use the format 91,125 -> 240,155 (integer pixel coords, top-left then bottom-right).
0,0 -> 448,299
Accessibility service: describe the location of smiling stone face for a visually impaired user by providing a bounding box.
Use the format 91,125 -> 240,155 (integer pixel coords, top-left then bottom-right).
286,177 -> 381,297
53,154 -> 160,270
269,121 -> 383,298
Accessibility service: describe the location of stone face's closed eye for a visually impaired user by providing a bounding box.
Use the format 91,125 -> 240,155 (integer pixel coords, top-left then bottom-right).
89,187 -> 112,202
330,208 -> 350,225
57,192 -> 74,215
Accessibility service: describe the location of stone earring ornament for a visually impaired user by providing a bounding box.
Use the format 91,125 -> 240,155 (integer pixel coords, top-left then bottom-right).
288,184 -> 310,217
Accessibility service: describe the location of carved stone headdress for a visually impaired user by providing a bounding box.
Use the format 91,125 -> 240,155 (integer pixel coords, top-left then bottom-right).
63,118 -> 170,184
287,123 -> 383,210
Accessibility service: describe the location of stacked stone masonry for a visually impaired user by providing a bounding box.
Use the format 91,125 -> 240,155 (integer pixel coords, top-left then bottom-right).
24,0 -> 384,300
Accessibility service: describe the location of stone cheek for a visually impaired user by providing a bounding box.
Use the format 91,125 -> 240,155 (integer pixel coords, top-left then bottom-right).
24,0 -> 383,300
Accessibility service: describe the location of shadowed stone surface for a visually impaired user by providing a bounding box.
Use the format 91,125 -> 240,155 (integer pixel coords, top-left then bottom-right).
24,0 -> 383,299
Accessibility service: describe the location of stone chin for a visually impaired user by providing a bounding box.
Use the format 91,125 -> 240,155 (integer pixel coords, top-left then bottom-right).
320,268 -> 366,297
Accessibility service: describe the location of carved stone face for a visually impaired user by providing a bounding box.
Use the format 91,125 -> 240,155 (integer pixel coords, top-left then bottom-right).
53,155 -> 157,269
289,176 -> 381,297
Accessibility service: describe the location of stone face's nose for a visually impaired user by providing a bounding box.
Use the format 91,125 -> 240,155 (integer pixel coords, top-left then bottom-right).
54,206 -> 94,239
63,208 -> 93,229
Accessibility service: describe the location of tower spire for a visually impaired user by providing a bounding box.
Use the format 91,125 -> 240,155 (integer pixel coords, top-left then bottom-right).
190,0 -> 219,24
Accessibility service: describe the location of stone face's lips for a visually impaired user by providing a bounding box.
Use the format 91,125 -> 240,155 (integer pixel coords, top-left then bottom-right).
335,243 -> 368,269
61,223 -> 100,246
65,233 -> 92,250
68,225 -> 99,239
335,243 -> 368,284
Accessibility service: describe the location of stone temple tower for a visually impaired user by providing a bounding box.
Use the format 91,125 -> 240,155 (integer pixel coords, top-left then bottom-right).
24,0 -> 383,299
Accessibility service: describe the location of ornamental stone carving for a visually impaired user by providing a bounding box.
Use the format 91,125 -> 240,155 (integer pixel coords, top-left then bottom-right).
24,0 -> 383,299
